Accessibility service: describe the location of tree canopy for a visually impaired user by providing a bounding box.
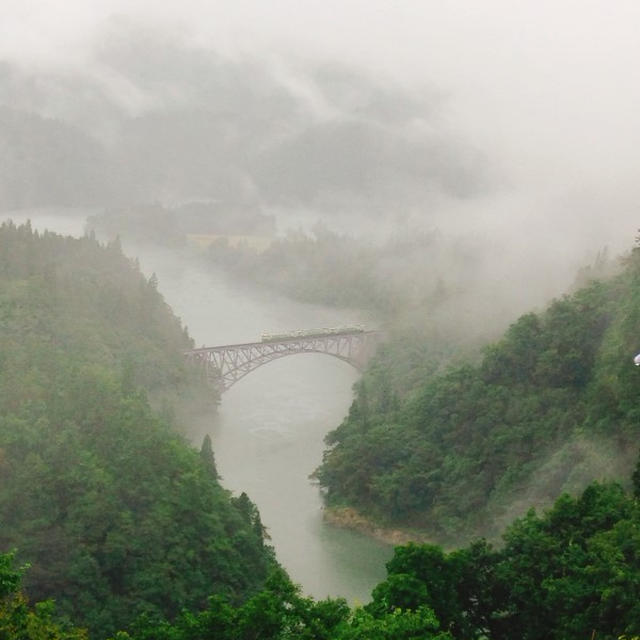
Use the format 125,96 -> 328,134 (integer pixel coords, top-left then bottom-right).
316,244 -> 640,543
0,223 -> 275,638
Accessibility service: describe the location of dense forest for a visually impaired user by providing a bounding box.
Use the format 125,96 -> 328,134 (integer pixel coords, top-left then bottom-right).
5,465 -> 638,639
315,240 -> 640,544
0,223 -> 275,638
3,7 -> 640,638
1,222 -> 639,639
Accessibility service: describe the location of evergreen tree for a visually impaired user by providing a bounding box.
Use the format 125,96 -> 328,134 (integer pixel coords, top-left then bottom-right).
199,434 -> 219,479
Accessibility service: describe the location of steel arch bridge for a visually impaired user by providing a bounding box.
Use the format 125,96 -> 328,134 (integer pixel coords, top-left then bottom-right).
184,330 -> 381,393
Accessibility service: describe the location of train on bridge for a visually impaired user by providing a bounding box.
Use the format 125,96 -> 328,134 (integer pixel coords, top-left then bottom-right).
186,325 -> 380,392
260,325 -> 364,343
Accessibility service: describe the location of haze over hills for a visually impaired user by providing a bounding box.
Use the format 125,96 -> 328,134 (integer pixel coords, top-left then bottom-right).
3,5 -> 640,638
0,21 -> 487,215
4,13 -> 639,326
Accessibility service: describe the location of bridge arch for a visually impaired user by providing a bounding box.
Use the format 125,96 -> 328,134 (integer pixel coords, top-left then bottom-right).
185,331 -> 381,393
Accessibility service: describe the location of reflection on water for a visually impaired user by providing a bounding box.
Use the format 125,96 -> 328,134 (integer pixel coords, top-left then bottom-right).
3,209 -> 393,603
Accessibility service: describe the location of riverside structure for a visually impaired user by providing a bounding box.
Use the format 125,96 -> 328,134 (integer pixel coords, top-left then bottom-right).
185,329 -> 381,392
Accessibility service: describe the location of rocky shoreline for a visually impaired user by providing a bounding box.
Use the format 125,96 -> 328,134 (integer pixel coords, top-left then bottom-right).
322,506 -> 432,546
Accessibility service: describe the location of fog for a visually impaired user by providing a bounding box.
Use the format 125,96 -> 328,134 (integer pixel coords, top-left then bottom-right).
2,3 -> 639,278
3,0 -> 640,603
1,3 -> 638,363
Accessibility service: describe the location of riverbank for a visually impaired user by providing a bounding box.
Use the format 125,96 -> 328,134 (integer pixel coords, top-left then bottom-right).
4,210 -> 392,603
323,506 -> 432,546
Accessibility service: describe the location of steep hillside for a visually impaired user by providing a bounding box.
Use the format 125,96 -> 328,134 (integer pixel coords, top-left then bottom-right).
60,467 -> 638,640
316,243 -> 640,544
0,222 -> 275,638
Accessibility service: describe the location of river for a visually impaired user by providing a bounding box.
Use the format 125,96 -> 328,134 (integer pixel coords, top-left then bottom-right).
3,209 -> 393,603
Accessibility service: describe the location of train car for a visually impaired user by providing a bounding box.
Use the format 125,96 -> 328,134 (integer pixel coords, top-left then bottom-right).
261,324 -> 365,343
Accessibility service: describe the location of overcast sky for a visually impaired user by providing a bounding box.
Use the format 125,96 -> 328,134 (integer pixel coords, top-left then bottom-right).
3,1 -> 639,252
4,3 -> 639,164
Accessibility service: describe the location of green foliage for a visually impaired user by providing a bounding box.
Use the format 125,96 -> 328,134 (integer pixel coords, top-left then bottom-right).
366,480 -> 640,640
0,552 -> 22,600
493,483 -> 640,639
0,224 -> 275,638
110,474 -> 640,639
199,434 -> 219,479
0,552 -> 87,639
338,605 -> 450,640
317,248 -> 640,542
109,567 -> 451,640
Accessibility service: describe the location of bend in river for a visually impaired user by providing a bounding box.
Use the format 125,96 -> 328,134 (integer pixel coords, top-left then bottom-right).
5,210 -> 392,603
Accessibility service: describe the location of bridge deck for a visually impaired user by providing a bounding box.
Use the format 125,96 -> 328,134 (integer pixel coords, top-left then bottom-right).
186,331 -> 379,354
185,330 -> 382,392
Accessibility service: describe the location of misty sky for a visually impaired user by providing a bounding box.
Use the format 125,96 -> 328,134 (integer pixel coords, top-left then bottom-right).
4,2 -> 639,162
3,1 -> 640,256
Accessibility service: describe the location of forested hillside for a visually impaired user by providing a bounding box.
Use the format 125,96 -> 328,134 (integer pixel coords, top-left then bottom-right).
3,469 -> 639,639
3,465 -> 626,640
0,222 -> 275,638
316,242 -> 640,544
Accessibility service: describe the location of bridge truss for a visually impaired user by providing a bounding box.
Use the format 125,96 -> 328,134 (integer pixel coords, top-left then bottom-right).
185,331 -> 381,393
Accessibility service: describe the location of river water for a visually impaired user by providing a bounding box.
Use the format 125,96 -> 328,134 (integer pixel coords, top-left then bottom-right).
3,209 -> 392,603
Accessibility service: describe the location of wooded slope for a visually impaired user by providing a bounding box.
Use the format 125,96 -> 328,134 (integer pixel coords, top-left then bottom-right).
317,244 -> 640,543
0,223 -> 275,638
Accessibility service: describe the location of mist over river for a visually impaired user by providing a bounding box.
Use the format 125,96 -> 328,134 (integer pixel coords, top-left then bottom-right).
4,210 -> 392,603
